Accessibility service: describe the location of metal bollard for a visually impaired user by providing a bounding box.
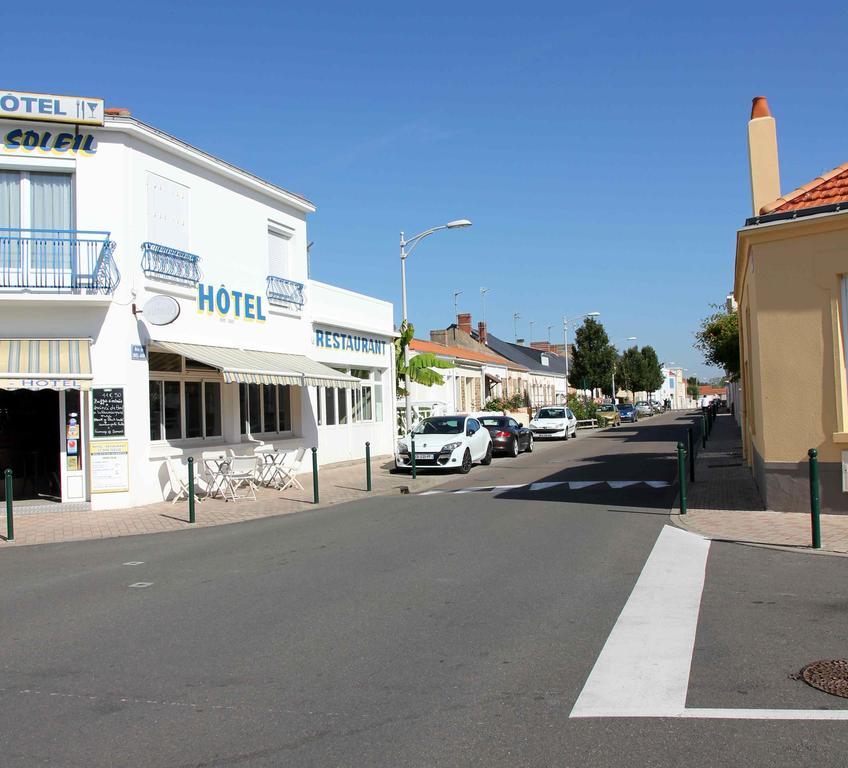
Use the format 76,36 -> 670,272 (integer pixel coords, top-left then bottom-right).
4,468 -> 13,542
365,441 -> 372,492
701,414 -> 707,448
809,448 -> 821,549
687,427 -> 695,483
411,434 -> 417,480
312,447 -> 319,503
187,457 -> 196,524
677,442 -> 688,515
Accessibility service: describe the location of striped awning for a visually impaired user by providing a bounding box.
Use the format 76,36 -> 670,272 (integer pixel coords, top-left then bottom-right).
0,338 -> 93,391
152,340 -> 360,389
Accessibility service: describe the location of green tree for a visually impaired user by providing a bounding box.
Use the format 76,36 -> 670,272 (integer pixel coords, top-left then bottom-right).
571,317 -> 617,395
695,306 -> 740,380
617,346 -> 646,402
686,376 -> 700,399
640,345 -> 664,399
394,321 -> 454,397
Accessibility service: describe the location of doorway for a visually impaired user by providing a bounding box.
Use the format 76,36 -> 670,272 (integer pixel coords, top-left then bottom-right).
0,389 -> 61,501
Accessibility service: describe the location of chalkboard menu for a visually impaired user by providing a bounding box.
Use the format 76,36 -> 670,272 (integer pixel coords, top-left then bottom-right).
92,388 -> 125,437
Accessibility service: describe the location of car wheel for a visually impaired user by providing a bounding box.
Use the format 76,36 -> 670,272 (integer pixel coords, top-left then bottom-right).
481,443 -> 493,465
563,428 -> 569,441
526,434 -> 534,453
571,425 -> 578,438
510,438 -> 519,458
458,449 -> 472,474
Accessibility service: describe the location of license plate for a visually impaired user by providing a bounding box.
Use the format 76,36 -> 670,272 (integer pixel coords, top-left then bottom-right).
415,453 -> 435,460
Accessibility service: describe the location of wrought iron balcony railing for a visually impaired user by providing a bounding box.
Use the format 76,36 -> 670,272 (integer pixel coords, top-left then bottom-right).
0,228 -> 119,295
141,242 -> 201,286
266,274 -> 305,309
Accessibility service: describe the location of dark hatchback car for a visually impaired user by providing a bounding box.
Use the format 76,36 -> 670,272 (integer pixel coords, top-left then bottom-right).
618,404 -> 638,423
479,415 -> 533,457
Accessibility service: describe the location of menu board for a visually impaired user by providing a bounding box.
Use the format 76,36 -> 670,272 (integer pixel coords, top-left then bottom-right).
90,440 -> 129,493
92,387 -> 125,437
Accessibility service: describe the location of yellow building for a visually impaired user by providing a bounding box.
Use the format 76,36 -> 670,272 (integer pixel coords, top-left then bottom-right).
735,96 -> 848,512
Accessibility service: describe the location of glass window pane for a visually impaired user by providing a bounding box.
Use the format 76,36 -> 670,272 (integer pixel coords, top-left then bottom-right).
374,380 -> 383,422
324,387 -> 336,425
164,381 -> 181,440
239,383 -> 248,435
279,385 -> 291,431
205,382 -> 221,437
361,386 -> 373,421
317,387 -> 323,426
30,172 -> 72,231
248,384 -> 261,434
149,381 -> 162,441
263,384 -> 278,433
0,171 -> 21,272
184,381 -> 202,438
338,388 -> 347,424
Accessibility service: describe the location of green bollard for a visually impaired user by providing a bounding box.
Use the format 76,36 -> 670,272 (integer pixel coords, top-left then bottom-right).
809,448 -> 821,549
701,414 -> 707,448
687,427 -> 695,483
365,441 -> 372,492
411,434 -> 417,480
187,457 -> 196,524
677,441 -> 688,515
312,447 -> 319,503
4,468 -> 13,542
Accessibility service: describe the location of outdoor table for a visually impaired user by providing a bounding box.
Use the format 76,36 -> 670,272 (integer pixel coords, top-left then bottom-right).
258,450 -> 293,489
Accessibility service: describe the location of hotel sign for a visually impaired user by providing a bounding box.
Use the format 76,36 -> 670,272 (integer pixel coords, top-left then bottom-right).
0,90 -> 104,126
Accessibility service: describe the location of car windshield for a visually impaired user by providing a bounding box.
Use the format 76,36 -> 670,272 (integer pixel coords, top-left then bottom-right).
412,417 -> 464,435
598,405 -> 615,412
619,405 -> 634,411
537,408 -> 565,419
480,417 -> 507,427
636,401 -> 648,406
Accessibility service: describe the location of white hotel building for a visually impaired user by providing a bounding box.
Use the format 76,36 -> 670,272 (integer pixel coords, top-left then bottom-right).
0,91 -> 396,510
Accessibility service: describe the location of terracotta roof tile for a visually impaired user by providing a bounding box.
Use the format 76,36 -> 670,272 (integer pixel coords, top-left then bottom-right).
410,339 -> 527,370
761,162 -> 848,214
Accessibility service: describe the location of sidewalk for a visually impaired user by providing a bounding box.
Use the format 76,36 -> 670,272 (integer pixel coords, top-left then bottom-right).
674,411 -> 848,555
0,456 -> 448,548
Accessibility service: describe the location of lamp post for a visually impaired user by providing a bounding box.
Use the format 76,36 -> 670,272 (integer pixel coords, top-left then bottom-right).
612,336 -> 637,404
562,312 -> 600,398
513,312 -> 521,342
528,320 -> 535,344
400,219 -> 472,433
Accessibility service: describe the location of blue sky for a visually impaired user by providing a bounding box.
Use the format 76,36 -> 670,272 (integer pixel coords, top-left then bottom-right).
8,1 -> 847,380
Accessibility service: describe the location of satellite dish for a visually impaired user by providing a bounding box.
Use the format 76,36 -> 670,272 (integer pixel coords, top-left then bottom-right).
141,295 -> 180,326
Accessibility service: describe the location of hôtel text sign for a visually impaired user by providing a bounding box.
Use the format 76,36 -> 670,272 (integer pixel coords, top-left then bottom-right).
0,90 -> 104,126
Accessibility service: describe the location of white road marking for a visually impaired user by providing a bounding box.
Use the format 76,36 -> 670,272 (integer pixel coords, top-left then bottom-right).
528,481 -> 564,491
567,481 -> 602,490
607,481 -> 639,489
128,582 -> 153,589
645,481 -> 670,488
123,561 -> 145,566
682,708 -> 848,720
570,525 -> 710,718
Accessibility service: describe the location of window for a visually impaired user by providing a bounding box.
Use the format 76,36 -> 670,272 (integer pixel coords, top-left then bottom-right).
319,386 -> 348,426
351,369 -> 383,423
147,173 -> 189,250
239,383 -> 292,435
267,227 -> 290,278
148,353 -> 224,442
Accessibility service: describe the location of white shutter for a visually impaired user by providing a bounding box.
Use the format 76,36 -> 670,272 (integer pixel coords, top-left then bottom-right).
147,173 -> 189,250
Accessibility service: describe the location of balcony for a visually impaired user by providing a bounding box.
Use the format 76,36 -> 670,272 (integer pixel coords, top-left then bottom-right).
141,242 -> 201,287
267,275 -> 305,310
0,229 -> 119,295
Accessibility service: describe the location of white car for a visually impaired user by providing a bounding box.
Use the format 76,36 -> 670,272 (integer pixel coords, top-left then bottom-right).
396,414 -> 493,473
528,406 -> 578,440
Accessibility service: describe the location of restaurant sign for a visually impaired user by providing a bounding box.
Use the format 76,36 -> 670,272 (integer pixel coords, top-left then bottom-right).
0,90 -> 104,125
314,328 -> 387,355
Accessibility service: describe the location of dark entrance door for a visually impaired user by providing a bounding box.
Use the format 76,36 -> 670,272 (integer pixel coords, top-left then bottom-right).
0,389 -> 60,501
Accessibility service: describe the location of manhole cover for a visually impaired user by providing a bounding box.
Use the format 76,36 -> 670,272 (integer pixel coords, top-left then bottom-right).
798,660 -> 848,698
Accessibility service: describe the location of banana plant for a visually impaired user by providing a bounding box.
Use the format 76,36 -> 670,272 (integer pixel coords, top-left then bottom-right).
394,321 -> 454,397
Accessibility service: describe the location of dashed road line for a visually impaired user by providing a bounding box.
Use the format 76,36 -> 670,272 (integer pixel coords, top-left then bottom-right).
420,481 -> 670,496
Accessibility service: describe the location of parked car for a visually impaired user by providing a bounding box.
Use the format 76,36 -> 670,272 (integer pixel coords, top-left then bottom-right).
596,403 -> 621,427
618,403 -> 638,423
479,415 -> 533,456
396,415 -> 492,474
528,406 -> 578,440
635,401 -> 654,417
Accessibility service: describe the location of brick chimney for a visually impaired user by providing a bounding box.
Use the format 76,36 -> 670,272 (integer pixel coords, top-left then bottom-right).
478,321 -> 488,345
457,313 -> 472,335
530,341 -> 551,353
430,329 -> 448,346
748,96 -> 781,216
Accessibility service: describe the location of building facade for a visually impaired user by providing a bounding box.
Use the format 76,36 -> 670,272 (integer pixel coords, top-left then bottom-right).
0,91 -> 395,510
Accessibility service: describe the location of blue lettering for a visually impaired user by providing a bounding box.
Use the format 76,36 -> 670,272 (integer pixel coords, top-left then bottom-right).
20,96 -> 36,110
39,132 -> 52,150
0,94 -> 20,111
244,293 -> 255,319
231,290 -> 243,317
81,135 -> 95,153
315,330 -> 324,347
353,337 -> 361,352
333,333 -> 340,349
346,335 -> 354,351
53,98 -> 66,116
22,131 -> 39,148
4,129 -> 22,148
256,296 -> 266,321
38,98 -> 52,114
54,133 -> 73,152
216,286 -> 231,315
197,283 -> 214,313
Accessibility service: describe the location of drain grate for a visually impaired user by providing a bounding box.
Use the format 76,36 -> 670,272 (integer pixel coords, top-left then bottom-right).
796,660 -> 848,698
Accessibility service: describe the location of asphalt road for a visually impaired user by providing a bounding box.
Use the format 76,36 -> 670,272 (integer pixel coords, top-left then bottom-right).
2,412 -> 848,767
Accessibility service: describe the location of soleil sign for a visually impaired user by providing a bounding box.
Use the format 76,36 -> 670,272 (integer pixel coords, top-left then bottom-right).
3,128 -> 96,155
197,283 -> 267,322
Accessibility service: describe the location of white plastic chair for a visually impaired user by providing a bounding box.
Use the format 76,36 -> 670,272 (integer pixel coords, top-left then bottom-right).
221,455 -> 258,501
276,447 -> 307,492
166,458 -> 203,505
202,450 -> 228,498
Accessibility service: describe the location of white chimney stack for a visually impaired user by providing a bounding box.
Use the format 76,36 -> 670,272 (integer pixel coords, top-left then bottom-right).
747,96 -> 781,216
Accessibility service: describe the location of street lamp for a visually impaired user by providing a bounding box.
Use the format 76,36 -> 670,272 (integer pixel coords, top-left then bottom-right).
400,219 -> 472,433
562,311 -> 600,396
612,336 -> 637,404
